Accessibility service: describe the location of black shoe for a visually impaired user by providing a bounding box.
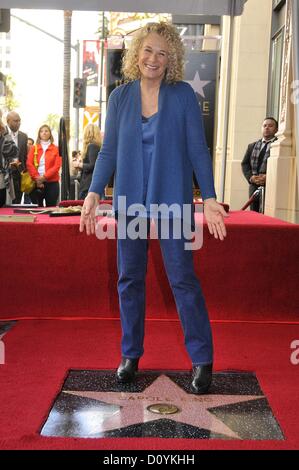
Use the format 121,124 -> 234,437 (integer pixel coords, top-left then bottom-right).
116,357 -> 139,383
191,363 -> 213,394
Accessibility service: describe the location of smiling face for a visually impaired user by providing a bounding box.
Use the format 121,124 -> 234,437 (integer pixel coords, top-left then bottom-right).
138,33 -> 169,84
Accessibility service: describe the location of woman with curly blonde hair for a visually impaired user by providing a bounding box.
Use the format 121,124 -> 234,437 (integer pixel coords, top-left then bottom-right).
80,21 -> 227,394
122,22 -> 184,83
74,124 -> 102,199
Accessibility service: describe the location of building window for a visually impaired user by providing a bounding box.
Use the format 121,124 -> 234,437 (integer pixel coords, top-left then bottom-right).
175,24 -> 205,37
268,28 -> 284,120
5,60 -> 10,68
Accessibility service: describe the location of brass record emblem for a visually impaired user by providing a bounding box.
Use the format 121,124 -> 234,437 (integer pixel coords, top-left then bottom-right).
147,403 -> 180,415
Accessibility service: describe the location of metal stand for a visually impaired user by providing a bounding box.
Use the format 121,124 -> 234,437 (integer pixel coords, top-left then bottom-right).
259,186 -> 265,213
241,186 -> 265,212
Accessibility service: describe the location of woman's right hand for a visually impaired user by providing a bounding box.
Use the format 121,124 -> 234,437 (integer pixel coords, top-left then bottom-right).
9,159 -> 21,168
73,161 -> 83,170
79,192 -> 100,235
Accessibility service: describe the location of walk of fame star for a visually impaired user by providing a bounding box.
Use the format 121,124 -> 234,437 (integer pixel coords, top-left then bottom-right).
63,375 -> 263,438
186,71 -> 211,98
41,370 -> 284,440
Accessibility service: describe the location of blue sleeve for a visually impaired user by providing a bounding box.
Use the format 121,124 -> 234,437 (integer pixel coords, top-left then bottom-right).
184,84 -> 217,201
88,90 -> 118,195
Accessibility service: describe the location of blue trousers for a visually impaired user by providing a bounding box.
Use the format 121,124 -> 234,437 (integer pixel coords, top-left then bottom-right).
117,217 -> 213,365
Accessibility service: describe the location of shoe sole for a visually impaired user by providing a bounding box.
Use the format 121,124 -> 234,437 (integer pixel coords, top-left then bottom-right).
116,372 -> 137,383
190,383 -> 211,395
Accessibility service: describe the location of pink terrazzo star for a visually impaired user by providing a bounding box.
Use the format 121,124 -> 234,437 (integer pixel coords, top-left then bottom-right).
64,374 -> 264,439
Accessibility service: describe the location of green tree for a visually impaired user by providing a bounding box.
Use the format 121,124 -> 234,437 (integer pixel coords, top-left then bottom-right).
97,13 -> 109,38
3,75 -> 19,111
45,113 -> 60,133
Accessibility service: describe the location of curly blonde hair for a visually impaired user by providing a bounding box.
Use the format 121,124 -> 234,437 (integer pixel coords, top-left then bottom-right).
82,124 -> 102,160
122,22 -> 185,84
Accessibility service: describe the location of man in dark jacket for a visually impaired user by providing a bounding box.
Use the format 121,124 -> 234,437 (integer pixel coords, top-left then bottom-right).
0,118 -> 19,206
241,117 -> 278,212
6,111 -> 28,204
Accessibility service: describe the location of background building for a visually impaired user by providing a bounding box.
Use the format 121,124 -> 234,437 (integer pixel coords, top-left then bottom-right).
214,0 -> 298,222
0,31 -> 11,74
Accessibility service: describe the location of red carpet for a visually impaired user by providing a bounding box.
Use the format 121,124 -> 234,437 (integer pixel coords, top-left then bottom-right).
0,209 -> 298,322
0,319 -> 299,449
1,209 -> 298,449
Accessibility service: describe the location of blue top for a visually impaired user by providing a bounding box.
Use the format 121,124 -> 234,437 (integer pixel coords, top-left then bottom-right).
141,113 -> 158,205
89,80 -> 216,223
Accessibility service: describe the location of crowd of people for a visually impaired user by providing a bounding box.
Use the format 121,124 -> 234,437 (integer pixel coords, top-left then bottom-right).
0,111 -> 63,207
0,111 -> 102,208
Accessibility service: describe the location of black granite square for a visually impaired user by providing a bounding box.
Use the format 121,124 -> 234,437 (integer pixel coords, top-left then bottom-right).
40,370 -> 284,440
0,321 -> 17,336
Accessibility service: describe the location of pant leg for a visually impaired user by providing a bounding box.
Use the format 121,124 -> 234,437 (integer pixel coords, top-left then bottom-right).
24,193 -> 32,204
79,190 -> 88,200
29,187 -> 44,206
12,171 -> 22,204
117,216 -> 149,359
158,218 -> 213,365
44,182 -> 59,207
0,188 -> 6,207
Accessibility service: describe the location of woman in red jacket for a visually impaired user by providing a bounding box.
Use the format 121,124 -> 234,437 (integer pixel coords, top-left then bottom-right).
27,124 -> 61,207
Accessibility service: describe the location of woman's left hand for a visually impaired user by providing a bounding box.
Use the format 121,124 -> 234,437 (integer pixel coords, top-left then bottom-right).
203,198 -> 229,241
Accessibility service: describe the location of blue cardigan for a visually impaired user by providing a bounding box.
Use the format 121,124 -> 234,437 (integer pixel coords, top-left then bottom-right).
89,80 -> 216,215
